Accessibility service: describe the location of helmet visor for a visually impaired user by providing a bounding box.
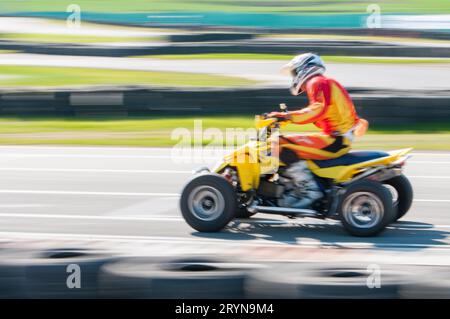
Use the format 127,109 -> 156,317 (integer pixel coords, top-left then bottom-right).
290,75 -> 302,95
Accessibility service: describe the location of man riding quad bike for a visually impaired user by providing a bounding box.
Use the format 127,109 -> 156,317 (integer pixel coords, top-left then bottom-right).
269,53 -> 369,209
180,53 -> 413,237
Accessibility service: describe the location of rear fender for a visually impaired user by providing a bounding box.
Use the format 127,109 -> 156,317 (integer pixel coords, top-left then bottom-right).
308,148 -> 413,183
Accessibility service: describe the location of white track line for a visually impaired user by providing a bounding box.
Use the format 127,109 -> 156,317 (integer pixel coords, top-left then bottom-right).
409,175 -> 450,179
411,153 -> 450,156
0,154 -> 449,165
0,212 -> 182,221
0,213 -> 449,230
0,167 -> 191,174
0,190 -> 179,196
0,190 -> 447,202
0,147 -> 444,155
0,168 -> 449,179
409,161 -> 450,164
414,199 -> 450,203
0,147 -> 223,153
0,204 -> 48,208
0,153 -> 217,160
1,155 -> 449,164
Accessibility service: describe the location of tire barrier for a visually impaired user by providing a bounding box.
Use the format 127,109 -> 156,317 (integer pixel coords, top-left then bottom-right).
246,263 -> 412,299
0,248 -> 116,298
261,28 -> 450,41
1,250 -> 450,298
99,256 -> 262,299
168,33 -> 255,43
400,267 -> 450,299
1,88 -> 449,124
1,40 -> 449,58
0,250 -> 27,298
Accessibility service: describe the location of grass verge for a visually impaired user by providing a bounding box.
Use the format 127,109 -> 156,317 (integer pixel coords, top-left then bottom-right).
2,0 -> 449,14
0,65 -> 258,88
0,116 -> 448,150
0,33 -> 163,44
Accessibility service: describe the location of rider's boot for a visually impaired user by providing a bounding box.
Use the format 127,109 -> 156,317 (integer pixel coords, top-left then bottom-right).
282,160 -> 323,209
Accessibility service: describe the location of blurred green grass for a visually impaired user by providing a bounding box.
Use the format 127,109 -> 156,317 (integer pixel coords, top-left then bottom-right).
2,0 -> 449,14
0,66 -> 258,88
0,116 -> 448,150
0,50 -> 18,54
0,33 -> 163,44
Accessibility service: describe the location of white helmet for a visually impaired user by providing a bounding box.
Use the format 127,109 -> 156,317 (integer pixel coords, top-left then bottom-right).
281,53 -> 326,96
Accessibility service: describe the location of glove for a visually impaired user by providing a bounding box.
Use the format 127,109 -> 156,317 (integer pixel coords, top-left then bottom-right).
267,112 -> 290,120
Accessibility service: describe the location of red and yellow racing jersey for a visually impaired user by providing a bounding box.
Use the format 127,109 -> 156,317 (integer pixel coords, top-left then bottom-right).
290,75 -> 360,136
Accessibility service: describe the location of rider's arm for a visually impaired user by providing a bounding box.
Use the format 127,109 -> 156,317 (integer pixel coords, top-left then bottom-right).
289,77 -> 330,124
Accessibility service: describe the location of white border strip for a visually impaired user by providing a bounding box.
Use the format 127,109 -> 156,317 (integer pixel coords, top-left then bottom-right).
0,231 -> 448,250
0,167 -> 191,174
0,190 -> 179,196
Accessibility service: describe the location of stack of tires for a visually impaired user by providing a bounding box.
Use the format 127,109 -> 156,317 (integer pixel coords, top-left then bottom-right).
399,267 -> 450,299
0,248 -> 116,298
246,263 -> 409,298
0,250 -> 262,299
1,248 -> 449,298
99,257 -> 262,298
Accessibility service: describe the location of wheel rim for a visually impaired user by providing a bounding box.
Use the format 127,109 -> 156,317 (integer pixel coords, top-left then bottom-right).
187,186 -> 225,221
342,191 -> 384,229
384,184 -> 399,206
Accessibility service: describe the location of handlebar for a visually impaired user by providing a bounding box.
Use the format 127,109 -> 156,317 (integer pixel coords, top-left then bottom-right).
262,113 -> 283,121
261,103 -> 289,121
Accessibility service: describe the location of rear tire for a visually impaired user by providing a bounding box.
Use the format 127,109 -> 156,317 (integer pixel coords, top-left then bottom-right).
384,175 -> 413,221
339,180 -> 394,237
180,174 -> 236,232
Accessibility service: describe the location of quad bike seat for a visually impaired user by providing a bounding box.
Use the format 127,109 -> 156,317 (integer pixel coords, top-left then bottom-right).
312,151 -> 389,168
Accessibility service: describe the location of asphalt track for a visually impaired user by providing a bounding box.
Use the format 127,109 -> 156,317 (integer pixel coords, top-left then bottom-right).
2,53 -> 450,91
0,146 -> 449,265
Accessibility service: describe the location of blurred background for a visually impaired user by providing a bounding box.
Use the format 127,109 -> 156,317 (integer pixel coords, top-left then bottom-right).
0,0 -> 448,148
0,0 -> 449,299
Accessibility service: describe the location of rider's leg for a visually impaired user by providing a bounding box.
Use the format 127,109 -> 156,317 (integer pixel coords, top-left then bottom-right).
282,160 -> 324,208
280,134 -> 351,161
278,134 -> 352,209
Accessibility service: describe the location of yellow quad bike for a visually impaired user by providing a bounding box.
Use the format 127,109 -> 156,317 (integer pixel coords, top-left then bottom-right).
180,108 -> 413,237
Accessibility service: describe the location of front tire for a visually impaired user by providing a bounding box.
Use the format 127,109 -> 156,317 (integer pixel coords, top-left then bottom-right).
384,175 -> 413,221
180,174 -> 236,232
339,180 -> 394,237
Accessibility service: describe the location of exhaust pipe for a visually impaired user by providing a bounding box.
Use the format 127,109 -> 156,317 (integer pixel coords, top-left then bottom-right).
248,205 -> 318,217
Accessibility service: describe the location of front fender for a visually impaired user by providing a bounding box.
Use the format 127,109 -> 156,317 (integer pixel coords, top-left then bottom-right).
212,146 -> 260,192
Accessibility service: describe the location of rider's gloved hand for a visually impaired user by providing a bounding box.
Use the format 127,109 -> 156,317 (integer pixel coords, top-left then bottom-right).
267,112 -> 290,120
